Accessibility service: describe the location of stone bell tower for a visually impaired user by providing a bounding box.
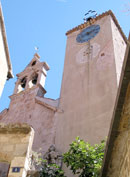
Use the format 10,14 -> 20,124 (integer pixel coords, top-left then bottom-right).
0,53 -> 58,154
13,53 -> 48,96
55,10 -> 127,156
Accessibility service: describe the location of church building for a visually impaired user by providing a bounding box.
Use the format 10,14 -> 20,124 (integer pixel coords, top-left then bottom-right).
0,10 -> 129,177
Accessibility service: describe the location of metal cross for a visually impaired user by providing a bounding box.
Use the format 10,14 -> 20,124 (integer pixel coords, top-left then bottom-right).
83,10 -> 97,22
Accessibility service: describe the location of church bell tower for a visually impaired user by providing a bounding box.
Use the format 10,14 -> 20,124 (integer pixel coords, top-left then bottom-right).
55,10 -> 127,156
13,53 -> 49,96
0,53 -> 57,154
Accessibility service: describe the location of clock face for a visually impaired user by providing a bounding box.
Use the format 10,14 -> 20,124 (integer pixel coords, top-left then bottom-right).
76,25 -> 100,43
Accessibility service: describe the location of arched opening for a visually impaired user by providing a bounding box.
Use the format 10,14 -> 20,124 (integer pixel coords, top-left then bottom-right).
17,77 -> 27,93
32,74 -> 38,85
31,61 -> 37,66
28,73 -> 38,88
21,77 -> 27,88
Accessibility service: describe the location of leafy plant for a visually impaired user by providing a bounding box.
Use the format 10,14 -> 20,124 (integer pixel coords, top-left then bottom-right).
63,137 -> 106,177
39,159 -> 65,177
32,151 -> 66,177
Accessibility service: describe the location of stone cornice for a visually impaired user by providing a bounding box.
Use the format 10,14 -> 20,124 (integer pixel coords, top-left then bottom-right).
0,123 -> 32,134
35,96 -> 57,112
10,84 -> 46,100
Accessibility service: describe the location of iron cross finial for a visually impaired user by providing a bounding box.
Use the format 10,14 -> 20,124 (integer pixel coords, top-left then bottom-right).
83,10 -> 97,22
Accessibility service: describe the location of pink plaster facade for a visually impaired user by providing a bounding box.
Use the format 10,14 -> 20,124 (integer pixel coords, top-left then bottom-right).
0,54 -> 58,154
55,15 -> 126,156
54,14 -> 126,177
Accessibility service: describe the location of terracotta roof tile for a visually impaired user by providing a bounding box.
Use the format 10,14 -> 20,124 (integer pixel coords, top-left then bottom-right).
66,10 -> 127,43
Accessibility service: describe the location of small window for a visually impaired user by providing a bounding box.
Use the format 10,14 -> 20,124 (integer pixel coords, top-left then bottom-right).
31,61 -> 36,66
21,77 -> 27,88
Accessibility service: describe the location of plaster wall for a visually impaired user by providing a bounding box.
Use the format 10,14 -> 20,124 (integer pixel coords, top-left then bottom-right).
0,22 -> 8,97
55,15 -> 126,156
0,87 -> 56,153
110,19 -> 127,85
107,84 -> 130,177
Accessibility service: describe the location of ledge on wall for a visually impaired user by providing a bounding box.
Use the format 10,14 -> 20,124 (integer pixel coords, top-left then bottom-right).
0,123 -> 32,134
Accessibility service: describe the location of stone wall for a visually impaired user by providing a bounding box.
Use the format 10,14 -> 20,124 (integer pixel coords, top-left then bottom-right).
107,84 -> 130,177
0,123 -> 34,177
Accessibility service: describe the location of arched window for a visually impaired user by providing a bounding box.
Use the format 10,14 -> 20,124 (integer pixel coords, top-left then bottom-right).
31,61 -> 37,66
21,77 -> 27,88
17,77 -> 27,93
28,73 -> 38,88
32,73 -> 38,85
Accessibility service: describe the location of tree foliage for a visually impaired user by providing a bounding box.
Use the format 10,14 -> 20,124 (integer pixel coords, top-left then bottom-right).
63,137 -> 106,177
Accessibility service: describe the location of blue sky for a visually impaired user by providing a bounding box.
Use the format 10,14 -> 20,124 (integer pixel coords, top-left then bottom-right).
0,0 -> 130,112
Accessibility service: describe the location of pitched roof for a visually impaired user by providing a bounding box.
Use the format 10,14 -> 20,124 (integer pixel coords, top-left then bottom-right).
66,10 -> 127,43
0,3 -> 13,79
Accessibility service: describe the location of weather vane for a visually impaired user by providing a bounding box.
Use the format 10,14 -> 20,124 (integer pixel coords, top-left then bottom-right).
83,10 -> 97,22
35,46 -> 39,52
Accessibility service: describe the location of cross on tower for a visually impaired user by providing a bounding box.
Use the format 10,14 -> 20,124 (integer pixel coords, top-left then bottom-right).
83,10 -> 97,22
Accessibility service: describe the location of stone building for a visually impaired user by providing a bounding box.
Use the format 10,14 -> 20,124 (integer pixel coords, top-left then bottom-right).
0,10 -> 128,177
0,3 -> 13,97
101,36 -> 130,176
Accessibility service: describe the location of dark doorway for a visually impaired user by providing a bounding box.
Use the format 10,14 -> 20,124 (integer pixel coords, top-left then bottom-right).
0,162 -> 10,177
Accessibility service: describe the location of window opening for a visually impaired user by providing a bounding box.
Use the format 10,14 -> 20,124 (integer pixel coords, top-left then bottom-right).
21,77 -> 27,88
31,61 -> 36,66
32,74 -> 38,85
28,73 -> 38,88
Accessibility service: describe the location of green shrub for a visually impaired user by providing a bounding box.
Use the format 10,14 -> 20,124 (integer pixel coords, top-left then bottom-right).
63,137 -> 106,177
